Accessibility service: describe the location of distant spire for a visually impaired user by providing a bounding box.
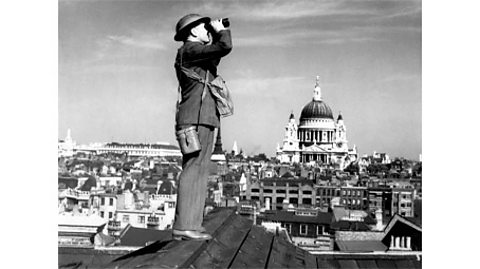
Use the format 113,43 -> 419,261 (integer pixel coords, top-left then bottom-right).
289,110 -> 295,120
212,126 -> 224,155
337,111 -> 343,121
232,141 -> 238,155
313,76 -> 322,101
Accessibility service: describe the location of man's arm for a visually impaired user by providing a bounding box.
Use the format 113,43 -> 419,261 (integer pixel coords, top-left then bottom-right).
184,30 -> 232,64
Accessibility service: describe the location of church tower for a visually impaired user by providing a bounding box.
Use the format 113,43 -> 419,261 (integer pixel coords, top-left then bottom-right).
276,112 -> 300,164
335,112 -> 348,150
211,126 -> 226,162
282,111 -> 299,151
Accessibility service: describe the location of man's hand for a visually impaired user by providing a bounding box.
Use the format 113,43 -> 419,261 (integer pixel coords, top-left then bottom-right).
210,19 -> 226,33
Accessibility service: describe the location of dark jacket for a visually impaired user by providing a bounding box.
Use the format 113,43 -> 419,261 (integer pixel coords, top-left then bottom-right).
174,29 -> 232,128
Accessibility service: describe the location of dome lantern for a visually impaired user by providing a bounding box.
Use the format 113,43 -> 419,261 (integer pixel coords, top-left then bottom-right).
313,76 -> 322,101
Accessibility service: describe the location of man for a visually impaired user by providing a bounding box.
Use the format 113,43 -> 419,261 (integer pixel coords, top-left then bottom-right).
172,14 -> 232,240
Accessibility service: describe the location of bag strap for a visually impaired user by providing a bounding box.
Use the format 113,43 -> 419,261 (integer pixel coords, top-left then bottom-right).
176,47 -> 209,131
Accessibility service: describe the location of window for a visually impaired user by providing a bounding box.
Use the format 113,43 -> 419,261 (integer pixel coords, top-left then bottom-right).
251,188 -> 259,193
317,225 -> 325,235
123,215 -> 130,222
101,197 -> 105,205
277,189 -> 286,194
138,216 -> 145,223
300,224 -> 308,235
264,189 -> 273,193
285,223 -> 292,234
109,198 -> 114,206
289,189 -> 298,194
342,190 -> 346,196
100,211 -> 104,218
302,190 -> 312,195
108,212 -> 113,219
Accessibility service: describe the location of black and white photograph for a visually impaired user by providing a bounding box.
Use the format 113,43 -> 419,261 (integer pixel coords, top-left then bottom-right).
55,0 -> 426,268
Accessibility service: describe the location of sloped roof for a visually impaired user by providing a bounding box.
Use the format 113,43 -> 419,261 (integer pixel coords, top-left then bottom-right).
331,221 -> 371,231
280,171 -> 295,178
261,210 -> 332,225
383,214 -> 422,237
157,180 -> 176,195
118,226 -> 171,247
58,177 -> 78,190
79,176 -> 97,191
59,208 -> 422,269
336,240 -> 387,252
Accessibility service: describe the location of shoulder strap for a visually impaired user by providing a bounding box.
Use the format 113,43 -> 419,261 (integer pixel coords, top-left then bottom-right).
177,47 -> 209,130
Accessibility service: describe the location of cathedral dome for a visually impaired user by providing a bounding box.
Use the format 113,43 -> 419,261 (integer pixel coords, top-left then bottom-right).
300,100 -> 334,120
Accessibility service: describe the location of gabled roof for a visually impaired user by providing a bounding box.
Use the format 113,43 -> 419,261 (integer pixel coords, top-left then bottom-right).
303,144 -> 329,152
79,176 -> 97,191
157,180 -> 176,195
383,214 -> 422,237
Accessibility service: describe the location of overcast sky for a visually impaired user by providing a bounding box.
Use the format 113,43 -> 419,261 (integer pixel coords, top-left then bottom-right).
59,0 -> 421,159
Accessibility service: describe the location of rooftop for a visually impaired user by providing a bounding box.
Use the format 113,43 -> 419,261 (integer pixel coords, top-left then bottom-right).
59,208 -> 422,269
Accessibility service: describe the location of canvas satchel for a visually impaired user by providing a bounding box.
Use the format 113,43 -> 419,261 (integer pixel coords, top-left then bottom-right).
178,66 -> 234,118
209,75 -> 234,118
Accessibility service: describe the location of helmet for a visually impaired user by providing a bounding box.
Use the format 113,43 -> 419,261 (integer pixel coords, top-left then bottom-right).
174,14 -> 211,41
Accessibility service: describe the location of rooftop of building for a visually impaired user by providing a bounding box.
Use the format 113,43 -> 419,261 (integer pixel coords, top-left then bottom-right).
260,209 -> 333,225
58,208 -> 421,269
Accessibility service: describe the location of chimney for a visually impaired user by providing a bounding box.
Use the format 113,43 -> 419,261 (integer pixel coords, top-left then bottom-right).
375,209 -> 383,230
395,237 -> 400,249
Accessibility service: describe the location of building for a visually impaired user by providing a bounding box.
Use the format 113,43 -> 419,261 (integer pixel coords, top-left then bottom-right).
58,214 -> 106,248
58,129 -> 76,157
258,208 -> 334,252
276,76 -> 357,169
95,142 -> 181,157
316,186 -> 369,211
58,188 -> 91,212
382,214 -> 422,251
392,188 -> 415,217
242,177 -> 316,210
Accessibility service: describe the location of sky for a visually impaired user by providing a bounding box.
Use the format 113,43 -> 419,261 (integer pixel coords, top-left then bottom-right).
58,0 -> 421,159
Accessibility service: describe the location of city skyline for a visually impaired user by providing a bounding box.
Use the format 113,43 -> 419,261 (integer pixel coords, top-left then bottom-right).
59,0 -> 421,159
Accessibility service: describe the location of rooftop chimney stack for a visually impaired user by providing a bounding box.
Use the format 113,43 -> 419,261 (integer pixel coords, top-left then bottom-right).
375,209 -> 383,231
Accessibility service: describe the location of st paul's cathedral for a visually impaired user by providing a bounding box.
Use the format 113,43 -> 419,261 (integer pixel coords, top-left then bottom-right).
276,76 -> 357,170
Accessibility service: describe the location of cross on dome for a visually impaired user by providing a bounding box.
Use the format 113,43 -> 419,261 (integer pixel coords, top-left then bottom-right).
313,76 -> 322,101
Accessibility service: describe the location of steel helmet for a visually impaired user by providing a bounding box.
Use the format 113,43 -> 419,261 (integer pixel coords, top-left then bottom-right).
174,14 -> 211,41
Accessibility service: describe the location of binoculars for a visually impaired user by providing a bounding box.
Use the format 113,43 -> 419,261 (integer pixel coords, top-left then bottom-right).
206,18 -> 230,32
221,18 -> 230,28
